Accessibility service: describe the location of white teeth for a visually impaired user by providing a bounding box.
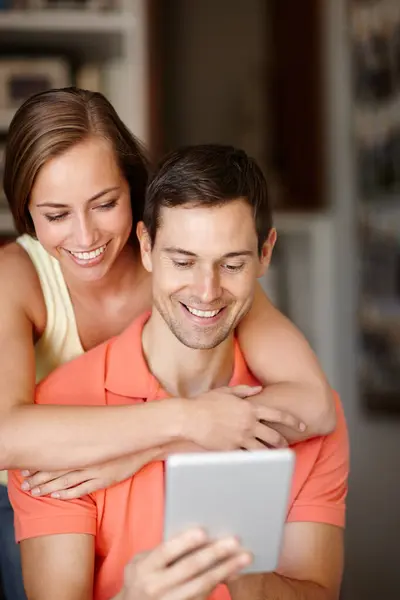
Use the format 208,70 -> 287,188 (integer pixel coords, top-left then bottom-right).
69,244 -> 107,261
187,307 -> 221,318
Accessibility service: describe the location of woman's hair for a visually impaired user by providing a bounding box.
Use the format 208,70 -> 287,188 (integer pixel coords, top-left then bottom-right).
3,87 -> 150,237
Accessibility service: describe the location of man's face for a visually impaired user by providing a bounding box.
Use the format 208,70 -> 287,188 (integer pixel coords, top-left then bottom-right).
139,199 -> 276,349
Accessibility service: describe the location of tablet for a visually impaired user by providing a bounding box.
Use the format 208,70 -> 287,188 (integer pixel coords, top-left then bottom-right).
164,449 -> 295,574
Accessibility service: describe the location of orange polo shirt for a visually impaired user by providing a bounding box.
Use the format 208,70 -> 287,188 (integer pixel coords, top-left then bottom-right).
9,312 -> 349,600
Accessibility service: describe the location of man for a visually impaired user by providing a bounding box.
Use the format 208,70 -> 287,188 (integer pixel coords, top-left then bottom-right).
9,144 -> 349,600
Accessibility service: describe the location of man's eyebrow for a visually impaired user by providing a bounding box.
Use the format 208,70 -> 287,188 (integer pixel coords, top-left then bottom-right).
36,186 -> 120,208
222,251 -> 254,258
162,247 -> 254,258
162,247 -> 198,257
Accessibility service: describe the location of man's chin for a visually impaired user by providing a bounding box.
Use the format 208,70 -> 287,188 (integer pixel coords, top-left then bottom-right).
172,327 -> 228,351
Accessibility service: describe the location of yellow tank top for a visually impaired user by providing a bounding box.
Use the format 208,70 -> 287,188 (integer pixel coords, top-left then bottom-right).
0,234 -> 84,486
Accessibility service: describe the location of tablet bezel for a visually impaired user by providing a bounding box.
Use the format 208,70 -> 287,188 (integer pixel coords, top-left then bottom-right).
164,449 -> 295,574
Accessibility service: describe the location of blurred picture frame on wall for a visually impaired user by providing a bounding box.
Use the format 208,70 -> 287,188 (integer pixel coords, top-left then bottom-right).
0,58 -> 71,112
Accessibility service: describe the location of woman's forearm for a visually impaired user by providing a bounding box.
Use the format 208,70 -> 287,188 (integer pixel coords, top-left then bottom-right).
251,382 -> 335,443
238,284 -> 336,437
0,400 -> 189,471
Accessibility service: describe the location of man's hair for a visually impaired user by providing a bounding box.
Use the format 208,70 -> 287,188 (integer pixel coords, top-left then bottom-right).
143,144 -> 273,253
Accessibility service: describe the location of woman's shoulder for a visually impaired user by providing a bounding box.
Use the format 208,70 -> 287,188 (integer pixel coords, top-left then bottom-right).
0,237 -> 41,281
0,238 -> 46,329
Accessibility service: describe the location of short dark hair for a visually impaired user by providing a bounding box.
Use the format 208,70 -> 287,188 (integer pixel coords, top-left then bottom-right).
4,87 -> 149,239
143,144 -> 273,253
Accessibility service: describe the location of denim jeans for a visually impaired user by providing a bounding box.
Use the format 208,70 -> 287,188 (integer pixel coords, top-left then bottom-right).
0,485 -> 27,600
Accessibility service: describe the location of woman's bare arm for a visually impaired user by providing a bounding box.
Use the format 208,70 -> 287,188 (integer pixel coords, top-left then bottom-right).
0,244 -> 314,473
0,244 -> 43,417
1,245 -> 285,472
0,245 -> 187,470
237,284 -> 336,441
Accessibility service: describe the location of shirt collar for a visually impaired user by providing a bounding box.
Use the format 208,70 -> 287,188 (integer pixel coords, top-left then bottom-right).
104,311 -> 256,399
104,311 -> 154,398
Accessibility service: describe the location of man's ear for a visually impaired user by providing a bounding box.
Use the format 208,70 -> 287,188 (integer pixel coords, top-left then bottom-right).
258,227 -> 277,278
136,221 -> 153,273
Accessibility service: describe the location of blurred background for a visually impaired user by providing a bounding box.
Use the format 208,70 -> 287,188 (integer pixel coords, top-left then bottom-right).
0,0 -> 399,598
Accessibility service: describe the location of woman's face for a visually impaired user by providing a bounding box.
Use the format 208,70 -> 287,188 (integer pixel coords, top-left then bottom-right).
29,136 -> 133,283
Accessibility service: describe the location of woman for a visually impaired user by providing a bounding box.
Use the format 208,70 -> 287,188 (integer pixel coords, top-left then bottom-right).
0,88 -> 335,599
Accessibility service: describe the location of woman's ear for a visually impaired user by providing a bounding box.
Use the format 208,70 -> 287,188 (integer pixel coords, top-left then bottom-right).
136,221 -> 153,273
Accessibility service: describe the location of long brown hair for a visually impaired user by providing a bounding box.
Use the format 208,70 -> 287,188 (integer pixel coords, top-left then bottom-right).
3,87 -> 149,238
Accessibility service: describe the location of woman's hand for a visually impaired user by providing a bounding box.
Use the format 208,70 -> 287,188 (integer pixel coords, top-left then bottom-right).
120,528 -> 251,600
20,447 -> 164,499
20,441 -> 204,499
187,385 -> 304,451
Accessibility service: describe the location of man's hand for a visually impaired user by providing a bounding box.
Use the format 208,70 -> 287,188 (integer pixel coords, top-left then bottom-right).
120,528 -> 251,600
185,385 -> 303,451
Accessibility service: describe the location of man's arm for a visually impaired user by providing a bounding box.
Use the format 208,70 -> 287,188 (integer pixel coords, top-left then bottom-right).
228,522 -> 343,600
229,393 -> 349,600
237,284 -> 336,441
20,527 -> 250,600
21,533 -> 94,600
9,463 -> 98,600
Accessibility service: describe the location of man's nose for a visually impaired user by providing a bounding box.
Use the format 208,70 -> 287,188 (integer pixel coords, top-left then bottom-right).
193,268 -> 222,303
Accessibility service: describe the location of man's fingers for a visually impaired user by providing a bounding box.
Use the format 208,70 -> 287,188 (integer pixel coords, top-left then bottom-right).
228,385 -> 262,399
145,528 -> 208,571
162,536 -> 240,589
163,552 -> 252,600
242,436 -> 271,451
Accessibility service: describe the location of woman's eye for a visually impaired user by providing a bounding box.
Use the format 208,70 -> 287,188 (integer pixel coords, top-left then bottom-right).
45,213 -> 68,222
44,200 -> 118,222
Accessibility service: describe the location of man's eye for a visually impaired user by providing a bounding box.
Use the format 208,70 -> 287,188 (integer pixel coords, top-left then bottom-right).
96,200 -> 118,211
173,261 -> 193,269
223,264 -> 244,272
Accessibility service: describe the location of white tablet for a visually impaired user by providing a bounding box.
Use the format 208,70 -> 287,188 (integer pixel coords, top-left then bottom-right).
164,449 -> 295,574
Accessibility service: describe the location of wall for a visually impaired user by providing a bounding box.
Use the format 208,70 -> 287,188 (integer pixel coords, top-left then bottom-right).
324,2 -> 400,598
163,0 -> 270,169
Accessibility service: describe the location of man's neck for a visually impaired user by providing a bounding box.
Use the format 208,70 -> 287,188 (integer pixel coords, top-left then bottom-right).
142,310 -> 235,398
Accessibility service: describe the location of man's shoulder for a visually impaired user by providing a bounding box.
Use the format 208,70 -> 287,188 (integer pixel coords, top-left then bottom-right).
287,390 -> 349,527
36,339 -> 113,406
294,391 -> 349,466
231,338 -> 260,386
325,392 -> 349,447
325,391 -> 349,457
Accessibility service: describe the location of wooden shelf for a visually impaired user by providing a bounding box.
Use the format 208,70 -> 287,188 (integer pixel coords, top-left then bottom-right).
0,9 -> 130,33
0,10 -> 133,60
